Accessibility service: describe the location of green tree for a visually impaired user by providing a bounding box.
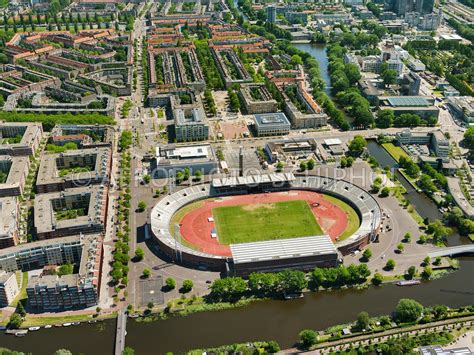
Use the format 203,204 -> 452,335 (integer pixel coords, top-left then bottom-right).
394,298 -> 423,322
142,268 -> 151,278
210,277 -> 247,301
16,301 -> 26,317
380,63 -> 397,87
423,256 -> 430,266
362,248 -> 372,261
137,201 -> 147,212
356,311 -> 370,330
307,159 -> 315,170
432,304 -> 448,319
194,170 -> 203,181
299,329 -> 317,349
290,54 -> 303,66
385,259 -> 396,270
345,63 -> 361,84
143,174 -> 151,184
165,277 -> 176,290
464,127 -> 474,150
278,270 -> 307,294
403,232 -> 412,243
276,161 -> 284,172
406,266 -> 417,279
182,279 -> 193,293
0,53 -> 8,64
134,247 -> 144,261
397,243 -> 404,253
299,161 -> 307,171
58,263 -> 74,276
380,186 -> 390,197
376,109 -> 394,128
371,272 -> 383,285
348,135 -> 367,156
422,266 -> 433,280
54,350 -> 72,355
8,313 -> 23,329
265,340 -> 280,353
122,347 -> 135,355
427,220 -> 452,244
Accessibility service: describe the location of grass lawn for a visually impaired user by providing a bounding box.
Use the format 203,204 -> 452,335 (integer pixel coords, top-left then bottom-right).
213,200 -> 323,245
10,272 -> 28,308
320,194 -> 360,241
382,143 -> 409,162
22,312 -> 117,327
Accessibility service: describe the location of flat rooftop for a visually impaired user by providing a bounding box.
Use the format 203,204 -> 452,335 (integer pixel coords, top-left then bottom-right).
254,112 -> 290,127
230,235 -> 337,264
34,185 -> 107,236
156,144 -> 217,166
0,197 -> 17,240
0,121 -> 42,155
0,155 -> 29,196
384,96 -> 430,107
36,147 -> 111,188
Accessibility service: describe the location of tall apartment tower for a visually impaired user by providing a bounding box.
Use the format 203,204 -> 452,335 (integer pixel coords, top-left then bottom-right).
267,5 -> 277,24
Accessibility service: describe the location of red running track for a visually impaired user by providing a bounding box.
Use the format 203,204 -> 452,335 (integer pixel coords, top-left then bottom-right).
179,190 -> 349,257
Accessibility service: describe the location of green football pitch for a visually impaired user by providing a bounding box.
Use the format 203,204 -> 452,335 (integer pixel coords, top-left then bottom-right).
212,200 -> 323,245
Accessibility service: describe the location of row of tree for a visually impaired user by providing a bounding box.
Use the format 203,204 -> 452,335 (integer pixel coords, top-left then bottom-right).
326,44 -> 374,129
376,110 -> 437,129
209,264 -> 373,302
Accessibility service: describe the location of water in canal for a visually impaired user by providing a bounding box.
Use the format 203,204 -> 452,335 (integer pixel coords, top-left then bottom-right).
292,42 -> 331,95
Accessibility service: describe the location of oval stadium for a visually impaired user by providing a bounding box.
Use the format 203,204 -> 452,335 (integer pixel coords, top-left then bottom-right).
150,173 -> 381,275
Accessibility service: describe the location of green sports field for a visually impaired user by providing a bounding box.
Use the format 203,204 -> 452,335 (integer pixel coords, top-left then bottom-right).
212,200 -> 323,245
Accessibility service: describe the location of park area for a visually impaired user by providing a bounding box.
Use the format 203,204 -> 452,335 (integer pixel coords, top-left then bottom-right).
175,191 -> 359,257
212,200 -> 323,245
382,143 -> 409,162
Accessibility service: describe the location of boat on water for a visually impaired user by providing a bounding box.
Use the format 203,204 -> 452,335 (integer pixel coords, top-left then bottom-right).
72,322 -> 80,326
396,280 -> 421,286
28,327 -> 40,331
283,293 -> 304,300
44,325 -> 52,329
14,330 -> 28,337
54,324 -> 62,328
63,323 -> 72,327
88,320 -> 97,324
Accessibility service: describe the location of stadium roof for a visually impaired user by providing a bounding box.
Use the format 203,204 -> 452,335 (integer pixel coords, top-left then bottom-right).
230,235 -> 337,264
386,97 -> 430,107
212,173 -> 295,188
212,173 -> 295,187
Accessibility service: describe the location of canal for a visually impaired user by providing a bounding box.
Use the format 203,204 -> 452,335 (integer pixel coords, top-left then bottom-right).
293,42 -> 331,95
367,140 -> 444,223
3,256 -> 472,355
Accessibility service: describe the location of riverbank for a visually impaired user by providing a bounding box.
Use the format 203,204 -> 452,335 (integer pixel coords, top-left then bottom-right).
130,264 -> 458,325
185,304 -> 474,354
0,310 -> 117,328
308,312 -> 474,353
